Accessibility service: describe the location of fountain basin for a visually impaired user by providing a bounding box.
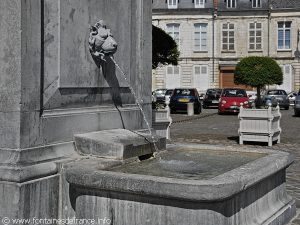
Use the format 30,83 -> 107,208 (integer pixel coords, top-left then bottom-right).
66,143 -> 295,225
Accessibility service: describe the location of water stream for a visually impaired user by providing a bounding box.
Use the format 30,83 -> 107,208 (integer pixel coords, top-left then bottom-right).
110,56 -> 159,152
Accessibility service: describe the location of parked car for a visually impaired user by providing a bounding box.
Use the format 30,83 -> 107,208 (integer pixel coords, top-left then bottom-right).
199,92 -> 205,101
294,89 -> 300,116
169,88 -> 202,114
164,89 -> 174,104
262,89 -> 289,110
218,88 -> 249,114
203,88 -> 222,108
246,91 -> 257,106
287,91 -> 297,105
152,89 -> 167,104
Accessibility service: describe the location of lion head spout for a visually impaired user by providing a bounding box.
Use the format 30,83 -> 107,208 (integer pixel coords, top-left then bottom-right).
88,20 -> 118,62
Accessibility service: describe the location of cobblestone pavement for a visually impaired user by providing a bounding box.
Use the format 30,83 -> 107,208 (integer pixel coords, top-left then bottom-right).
169,107 -> 300,224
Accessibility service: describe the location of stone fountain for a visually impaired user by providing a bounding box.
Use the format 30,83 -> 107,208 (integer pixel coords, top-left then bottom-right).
0,0 -> 295,224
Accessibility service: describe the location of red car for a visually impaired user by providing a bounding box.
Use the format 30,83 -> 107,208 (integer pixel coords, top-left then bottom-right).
218,88 -> 250,114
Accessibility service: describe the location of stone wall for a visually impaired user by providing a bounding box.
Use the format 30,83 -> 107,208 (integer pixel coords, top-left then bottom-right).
0,0 -> 152,220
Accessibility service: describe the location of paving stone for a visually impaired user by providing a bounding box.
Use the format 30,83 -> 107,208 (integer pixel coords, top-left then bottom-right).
170,108 -> 300,224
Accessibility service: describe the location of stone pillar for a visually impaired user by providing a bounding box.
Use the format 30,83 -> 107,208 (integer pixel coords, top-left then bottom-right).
0,0 -> 61,219
0,0 -> 152,220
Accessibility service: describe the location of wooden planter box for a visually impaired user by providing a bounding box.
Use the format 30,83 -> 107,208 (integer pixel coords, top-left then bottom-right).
152,108 -> 172,140
238,106 -> 281,146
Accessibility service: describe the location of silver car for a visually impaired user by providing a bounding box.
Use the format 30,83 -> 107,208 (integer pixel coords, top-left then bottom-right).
262,89 -> 289,110
294,90 -> 300,116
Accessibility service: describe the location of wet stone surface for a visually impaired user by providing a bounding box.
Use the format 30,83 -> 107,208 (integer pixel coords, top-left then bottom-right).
169,107 -> 300,224
108,148 -> 264,180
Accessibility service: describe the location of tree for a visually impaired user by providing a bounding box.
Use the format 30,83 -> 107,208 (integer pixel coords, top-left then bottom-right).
152,25 -> 179,69
234,56 -> 283,108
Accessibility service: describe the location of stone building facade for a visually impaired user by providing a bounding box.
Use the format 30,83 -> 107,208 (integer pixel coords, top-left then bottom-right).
152,0 -> 300,94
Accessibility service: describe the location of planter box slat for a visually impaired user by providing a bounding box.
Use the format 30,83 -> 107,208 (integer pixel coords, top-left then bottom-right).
238,106 -> 281,146
152,108 -> 172,140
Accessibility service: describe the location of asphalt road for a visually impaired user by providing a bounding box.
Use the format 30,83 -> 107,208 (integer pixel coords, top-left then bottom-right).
169,107 -> 300,224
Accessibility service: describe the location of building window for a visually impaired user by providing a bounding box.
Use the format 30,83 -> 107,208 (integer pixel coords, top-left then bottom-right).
227,0 -> 236,8
167,0 -> 178,9
194,65 -> 209,91
278,22 -> 291,50
195,0 -> 205,8
249,22 -> 262,50
166,23 -> 180,46
166,66 -> 181,89
252,0 -> 261,8
194,23 -> 207,51
222,23 -> 235,51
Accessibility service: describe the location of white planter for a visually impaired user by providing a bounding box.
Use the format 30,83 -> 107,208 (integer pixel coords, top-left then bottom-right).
238,106 -> 281,146
152,107 -> 172,140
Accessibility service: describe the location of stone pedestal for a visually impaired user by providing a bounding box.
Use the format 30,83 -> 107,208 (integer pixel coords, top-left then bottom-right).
152,108 -> 172,139
0,0 -> 152,220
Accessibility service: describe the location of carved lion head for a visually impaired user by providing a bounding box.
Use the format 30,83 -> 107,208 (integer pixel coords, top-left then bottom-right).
88,20 -> 118,61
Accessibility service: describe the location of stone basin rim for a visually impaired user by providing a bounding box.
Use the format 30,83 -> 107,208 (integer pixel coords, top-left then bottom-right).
66,143 -> 294,202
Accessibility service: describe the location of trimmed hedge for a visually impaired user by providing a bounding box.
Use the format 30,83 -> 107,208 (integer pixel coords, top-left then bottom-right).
234,56 -> 283,87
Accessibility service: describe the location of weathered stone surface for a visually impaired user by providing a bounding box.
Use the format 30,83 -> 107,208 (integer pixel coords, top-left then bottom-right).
0,142 -> 75,182
66,143 -> 296,225
59,158 -> 123,220
42,105 -> 145,144
0,112 -> 21,149
0,0 -> 22,113
0,175 -> 59,220
0,0 -> 153,223
74,129 -> 166,159
0,0 -> 152,150
43,0 -> 152,112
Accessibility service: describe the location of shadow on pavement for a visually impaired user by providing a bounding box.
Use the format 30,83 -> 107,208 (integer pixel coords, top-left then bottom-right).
227,136 -> 279,147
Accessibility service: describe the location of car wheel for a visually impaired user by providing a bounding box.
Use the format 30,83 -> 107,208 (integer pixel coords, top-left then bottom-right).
218,110 -> 223,115
202,104 -> 207,109
171,109 -> 176,114
295,110 -> 300,117
285,106 -> 289,110
194,106 -> 201,114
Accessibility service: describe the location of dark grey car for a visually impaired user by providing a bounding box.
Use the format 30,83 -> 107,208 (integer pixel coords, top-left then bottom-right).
202,88 -> 222,108
262,89 -> 289,110
294,89 -> 300,116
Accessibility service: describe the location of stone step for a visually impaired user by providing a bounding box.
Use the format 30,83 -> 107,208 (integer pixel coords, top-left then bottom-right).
74,129 -> 166,160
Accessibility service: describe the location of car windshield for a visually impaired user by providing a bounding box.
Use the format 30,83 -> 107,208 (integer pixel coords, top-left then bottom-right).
174,89 -> 195,96
206,89 -> 222,95
155,89 -> 166,96
165,90 -> 173,95
222,89 -> 247,97
267,90 -> 287,95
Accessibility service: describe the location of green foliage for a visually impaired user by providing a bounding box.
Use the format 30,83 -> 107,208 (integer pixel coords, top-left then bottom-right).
152,25 -> 179,69
234,56 -> 283,88
235,56 -> 283,108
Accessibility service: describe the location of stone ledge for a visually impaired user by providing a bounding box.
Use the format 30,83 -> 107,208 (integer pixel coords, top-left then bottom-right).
0,162 -> 58,182
0,142 -> 77,182
74,129 -> 166,159
66,143 -> 294,201
0,142 -> 75,165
